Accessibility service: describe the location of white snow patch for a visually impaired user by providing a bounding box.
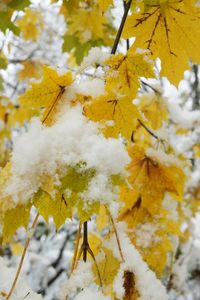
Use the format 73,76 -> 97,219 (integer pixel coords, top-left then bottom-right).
5,105 -> 130,204
0,257 -> 43,300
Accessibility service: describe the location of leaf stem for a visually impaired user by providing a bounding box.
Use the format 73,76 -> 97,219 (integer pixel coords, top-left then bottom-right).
137,118 -> 159,140
106,207 -> 125,262
111,0 -> 132,54
6,212 -> 40,300
71,222 -> 82,273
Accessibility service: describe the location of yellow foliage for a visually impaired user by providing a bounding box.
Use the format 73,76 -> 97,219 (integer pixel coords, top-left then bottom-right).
105,51 -> 154,99
98,0 -> 113,12
193,144 -> 200,158
84,92 -> 140,140
96,204 -> 109,231
139,93 -> 168,130
126,145 -> 185,215
19,66 -> 72,125
18,61 -> 42,80
95,247 -> 120,287
88,233 -> 102,256
11,242 -> 24,255
33,190 -> 72,229
68,7 -> 107,43
123,0 -> 200,85
2,203 -> 31,243
16,8 -> 43,41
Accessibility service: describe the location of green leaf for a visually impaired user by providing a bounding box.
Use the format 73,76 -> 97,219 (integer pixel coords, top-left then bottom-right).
60,166 -> 96,193
0,56 -> 7,69
8,0 -> 30,10
63,34 -> 104,64
0,12 -> 19,34
33,189 -> 73,229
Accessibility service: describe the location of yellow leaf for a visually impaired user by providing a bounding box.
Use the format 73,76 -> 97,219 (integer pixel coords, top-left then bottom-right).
96,204 -> 109,231
68,7 -> 107,43
123,0 -> 200,85
11,242 -> 24,255
88,233 -> 102,256
16,8 -> 43,41
84,92 -> 140,140
98,0 -> 113,12
18,61 -> 42,80
2,203 -> 31,243
139,92 -> 168,130
33,190 -> 73,229
19,66 -> 72,125
193,144 -> 200,158
105,51 -> 154,99
126,145 -> 185,215
95,247 -> 120,287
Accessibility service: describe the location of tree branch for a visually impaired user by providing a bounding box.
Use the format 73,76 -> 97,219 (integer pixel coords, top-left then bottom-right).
111,0 -> 132,54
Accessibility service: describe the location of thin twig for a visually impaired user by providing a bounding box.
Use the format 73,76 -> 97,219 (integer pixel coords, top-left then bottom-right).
76,222 -> 102,286
6,212 -> 40,300
123,0 -> 130,51
106,207 -> 125,262
111,0 -> 132,54
140,79 -> 161,95
71,222 -> 82,273
137,118 -> 159,140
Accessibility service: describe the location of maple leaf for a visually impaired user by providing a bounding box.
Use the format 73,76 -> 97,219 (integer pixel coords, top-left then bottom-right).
138,92 -> 168,130
84,92 -> 140,140
125,145 -> 185,215
19,66 -> 72,125
105,50 -> 154,99
33,190 -> 72,229
18,61 -> 42,80
2,203 -> 31,243
98,0 -> 113,12
16,8 -> 43,41
119,191 -> 183,275
34,167 -> 98,228
123,0 -> 200,85
95,247 -> 120,287
68,7 -> 107,44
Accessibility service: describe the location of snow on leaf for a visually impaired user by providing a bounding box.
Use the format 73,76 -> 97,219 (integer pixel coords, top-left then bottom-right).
19,66 -> 72,125
16,8 -> 43,41
95,247 -> 120,287
84,92 -> 140,141
2,203 -> 31,243
123,0 -> 200,85
105,51 -> 154,99
138,91 -> 168,130
126,145 -> 185,215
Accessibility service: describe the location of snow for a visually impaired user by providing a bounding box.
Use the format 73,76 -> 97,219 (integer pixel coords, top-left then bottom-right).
64,77 -> 105,100
82,47 -> 110,68
105,222 -> 168,300
61,261 -> 93,298
134,222 -> 161,248
74,287 -> 111,300
0,257 -> 43,300
145,147 -> 184,168
4,105 -> 130,204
